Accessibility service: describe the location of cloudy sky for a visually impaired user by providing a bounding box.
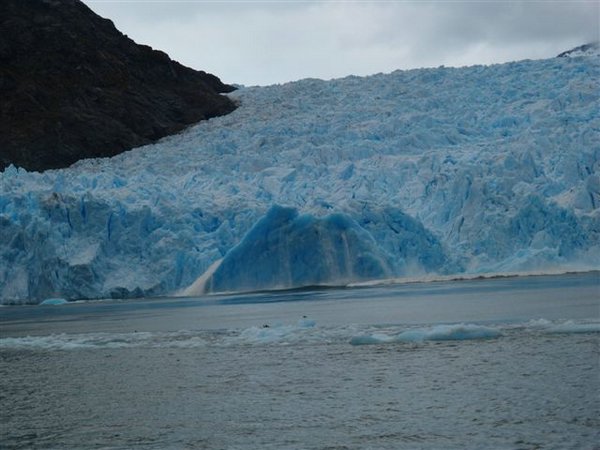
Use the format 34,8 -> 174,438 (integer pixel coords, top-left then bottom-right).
83,1 -> 599,86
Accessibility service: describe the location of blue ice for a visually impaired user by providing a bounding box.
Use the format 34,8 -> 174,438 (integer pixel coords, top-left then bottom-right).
1,50 -> 599,302
40,298 -> 68,306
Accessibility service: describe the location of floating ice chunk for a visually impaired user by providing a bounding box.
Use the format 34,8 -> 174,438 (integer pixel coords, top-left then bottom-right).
40,298 -> 68,306
349,333 -> 395,345
396,324 -> 502,342
520,318 -> 600,334
0,331 -> 208,350
526,318 -> 553,328
546,321 -> 600,334
349,323 -> 501,345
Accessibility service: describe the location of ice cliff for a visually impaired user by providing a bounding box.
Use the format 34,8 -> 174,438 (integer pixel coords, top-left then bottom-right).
1,50 -> 599,302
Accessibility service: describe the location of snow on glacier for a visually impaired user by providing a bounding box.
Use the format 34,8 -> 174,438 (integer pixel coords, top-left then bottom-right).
1,53 -> 599,302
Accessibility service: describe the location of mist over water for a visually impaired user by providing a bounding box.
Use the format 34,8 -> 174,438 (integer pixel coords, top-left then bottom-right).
1,273 -> 598,449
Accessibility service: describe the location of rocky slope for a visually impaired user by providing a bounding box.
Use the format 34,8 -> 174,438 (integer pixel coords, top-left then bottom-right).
0,0 -> 236,172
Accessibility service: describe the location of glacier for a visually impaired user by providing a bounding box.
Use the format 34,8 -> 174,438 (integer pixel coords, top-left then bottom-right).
1,52 -> 599,303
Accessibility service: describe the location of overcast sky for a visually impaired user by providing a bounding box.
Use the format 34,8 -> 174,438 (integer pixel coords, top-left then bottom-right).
83,1 -> 599,86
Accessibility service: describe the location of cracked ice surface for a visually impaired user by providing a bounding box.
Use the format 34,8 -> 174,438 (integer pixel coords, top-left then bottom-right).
1,53 -> 599,302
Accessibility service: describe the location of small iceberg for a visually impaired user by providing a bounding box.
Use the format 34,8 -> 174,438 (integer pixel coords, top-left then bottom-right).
396,323 -> 502,342
350,323 -> 501,346
546,321 -> 600,334
40,298 -> 68,306
349,333 -> 395,345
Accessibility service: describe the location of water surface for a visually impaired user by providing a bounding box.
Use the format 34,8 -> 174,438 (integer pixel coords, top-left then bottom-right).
1,272 -> 599,449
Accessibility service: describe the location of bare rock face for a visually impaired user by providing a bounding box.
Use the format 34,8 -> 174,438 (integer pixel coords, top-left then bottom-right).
0,0 -> 237,172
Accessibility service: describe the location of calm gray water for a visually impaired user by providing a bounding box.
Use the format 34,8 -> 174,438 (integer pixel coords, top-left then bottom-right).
1,272 -> 599,449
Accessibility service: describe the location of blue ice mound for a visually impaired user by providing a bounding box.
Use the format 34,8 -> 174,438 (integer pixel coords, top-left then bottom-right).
200,206 -> 393,293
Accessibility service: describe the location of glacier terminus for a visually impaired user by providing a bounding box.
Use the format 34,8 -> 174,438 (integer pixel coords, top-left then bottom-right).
1,51 -> 599,303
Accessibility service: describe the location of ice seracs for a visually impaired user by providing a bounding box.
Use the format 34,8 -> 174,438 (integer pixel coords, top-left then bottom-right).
1,49 -> 599,302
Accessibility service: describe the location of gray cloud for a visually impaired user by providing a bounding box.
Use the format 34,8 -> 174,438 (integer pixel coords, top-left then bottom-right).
83,1 -> 599,86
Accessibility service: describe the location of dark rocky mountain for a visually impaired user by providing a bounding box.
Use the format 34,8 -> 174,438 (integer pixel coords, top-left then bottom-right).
0,0 -> 237,172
